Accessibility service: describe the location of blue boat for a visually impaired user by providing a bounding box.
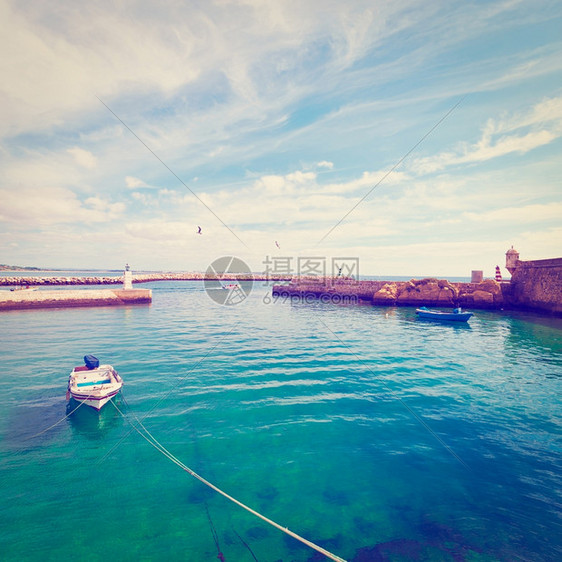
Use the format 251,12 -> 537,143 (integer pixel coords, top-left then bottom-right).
416,306 -> 473,322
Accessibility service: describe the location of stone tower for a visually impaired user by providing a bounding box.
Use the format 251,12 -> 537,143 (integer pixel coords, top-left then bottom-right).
505,246 -> 520,275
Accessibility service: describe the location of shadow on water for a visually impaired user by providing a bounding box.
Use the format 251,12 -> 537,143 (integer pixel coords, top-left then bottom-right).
350,538 -> 477,562
3,395 -> 69,450
344,517 -> 485,562
503,311 -> 562,360
66,397 -> 124,440
413,317 -> 472,330
2,395 -> 125,450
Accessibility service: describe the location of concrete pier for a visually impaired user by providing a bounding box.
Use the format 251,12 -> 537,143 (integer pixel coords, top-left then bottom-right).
0,288 -> 152,311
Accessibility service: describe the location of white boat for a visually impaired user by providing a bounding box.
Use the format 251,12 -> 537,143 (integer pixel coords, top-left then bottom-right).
67,356 -> 123,411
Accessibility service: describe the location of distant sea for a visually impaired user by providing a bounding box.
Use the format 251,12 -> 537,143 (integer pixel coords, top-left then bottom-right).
0,276 -> 560,561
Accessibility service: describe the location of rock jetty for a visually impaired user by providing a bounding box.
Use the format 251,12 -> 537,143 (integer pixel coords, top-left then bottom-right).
272,277 -> 505,310
0,276 -> 123,286
0,272 -> 291,287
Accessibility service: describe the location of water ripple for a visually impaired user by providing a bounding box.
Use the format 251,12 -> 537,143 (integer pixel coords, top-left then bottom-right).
0,282 -> 561,561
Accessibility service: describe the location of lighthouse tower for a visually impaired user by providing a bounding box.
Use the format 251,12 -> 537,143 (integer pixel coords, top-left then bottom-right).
123,263 -> 133,290
505,246 -> 520,275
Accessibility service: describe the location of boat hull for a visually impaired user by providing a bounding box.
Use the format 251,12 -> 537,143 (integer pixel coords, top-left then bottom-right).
416,309 -> 473,322
68,364 -> 123,411
69,388 -> 121,410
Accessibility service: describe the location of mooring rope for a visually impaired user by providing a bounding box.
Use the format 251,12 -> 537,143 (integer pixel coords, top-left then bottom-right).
205,504 -> 225,561
21,391 -> 92,441
233,527 -> 259,562
110,400 -> 347,562
97,323 -> 241,465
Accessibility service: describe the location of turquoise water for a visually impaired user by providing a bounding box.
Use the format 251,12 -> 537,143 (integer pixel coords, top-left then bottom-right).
1,281 -> 561,561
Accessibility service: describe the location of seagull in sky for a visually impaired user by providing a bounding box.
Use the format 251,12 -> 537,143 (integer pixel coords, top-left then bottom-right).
197,226 -> 202,235
275,241 -> 280,249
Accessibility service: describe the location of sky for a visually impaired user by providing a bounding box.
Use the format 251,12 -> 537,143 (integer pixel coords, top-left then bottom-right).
1,0 -> 561,277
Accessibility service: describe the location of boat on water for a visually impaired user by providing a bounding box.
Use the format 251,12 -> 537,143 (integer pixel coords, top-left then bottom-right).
222,283 -> 241,290
416,306 -> 473,322
10,286 -> 37,292
67,355 -> 123,411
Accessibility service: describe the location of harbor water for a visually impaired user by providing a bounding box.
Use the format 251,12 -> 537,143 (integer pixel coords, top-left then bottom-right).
0,280 -> 561,561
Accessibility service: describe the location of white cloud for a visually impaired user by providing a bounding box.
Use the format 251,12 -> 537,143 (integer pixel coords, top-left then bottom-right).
125,220 -> 192,242
321,171 -> 408,195
516,227 -> 562,260
67,147 -> 97,169
464,203 -> 562,224
0,186 -> 125,225
2,150 -> 87,188
126,176 -> 152,189
494,95 -> 562,134
85,196 -> 125,214
1,2 -> 561,274
0,1 -> 202,138
412,96 -> 562,174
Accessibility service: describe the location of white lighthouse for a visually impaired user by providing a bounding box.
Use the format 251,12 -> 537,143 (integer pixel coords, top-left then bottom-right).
123,263 -> 133,290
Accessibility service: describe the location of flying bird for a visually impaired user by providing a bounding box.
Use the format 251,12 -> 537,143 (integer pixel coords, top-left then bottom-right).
197,226 -> 202,235
275,241 -> 280,249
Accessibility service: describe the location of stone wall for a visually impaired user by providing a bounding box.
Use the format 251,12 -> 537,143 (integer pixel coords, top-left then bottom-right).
506,258 -> 562,314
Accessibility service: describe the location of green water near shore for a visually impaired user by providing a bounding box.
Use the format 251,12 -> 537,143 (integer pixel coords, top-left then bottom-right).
1,281 -> 561,561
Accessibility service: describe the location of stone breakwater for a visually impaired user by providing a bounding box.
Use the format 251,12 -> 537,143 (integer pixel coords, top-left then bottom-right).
0,289 -> 152,311
0,276 -> 124,286
0,272 -> 291,286
272,278 -> 506,310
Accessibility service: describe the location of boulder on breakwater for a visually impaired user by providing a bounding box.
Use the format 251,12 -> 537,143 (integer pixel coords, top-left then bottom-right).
394,278 -> 459,306
273,277 -> 505,310
372,278 -> 503,309
0,276 -> 122,286
0,272 -> 292,287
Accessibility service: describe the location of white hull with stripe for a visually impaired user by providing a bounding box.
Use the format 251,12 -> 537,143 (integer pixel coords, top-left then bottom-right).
68,364 -> 123,411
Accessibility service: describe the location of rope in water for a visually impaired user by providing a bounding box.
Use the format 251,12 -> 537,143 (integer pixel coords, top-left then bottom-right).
97,324 -> 241,465
205,504 -> 225,561
110,400 -> 347,562
233,527 -> 259,562
22,392 -> 91,441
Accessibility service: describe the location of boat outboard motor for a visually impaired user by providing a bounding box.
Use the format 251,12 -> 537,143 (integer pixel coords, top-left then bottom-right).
84,355 -> 100,369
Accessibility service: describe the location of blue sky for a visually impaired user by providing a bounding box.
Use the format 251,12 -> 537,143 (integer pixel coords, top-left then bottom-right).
1,0 -> 561,277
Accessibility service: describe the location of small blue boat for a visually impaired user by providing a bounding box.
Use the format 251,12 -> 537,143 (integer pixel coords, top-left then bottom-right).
416,306 -> 473,322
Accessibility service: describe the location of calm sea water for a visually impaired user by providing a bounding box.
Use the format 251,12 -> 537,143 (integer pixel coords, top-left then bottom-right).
0,280 -> 560,561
